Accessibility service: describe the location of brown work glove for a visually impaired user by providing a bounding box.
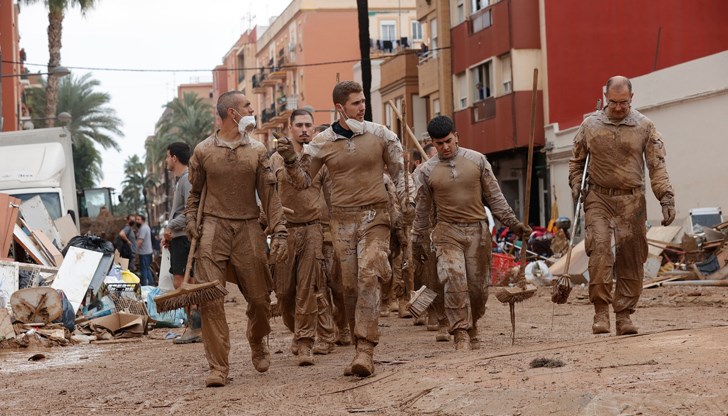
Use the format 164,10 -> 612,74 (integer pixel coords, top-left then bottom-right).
510,222 -> 533,238
661,204 -> 676,226
269,232 -> 289,263
571,185 -> 583,207
185,219 -> 201,240
274,135 -> 297,164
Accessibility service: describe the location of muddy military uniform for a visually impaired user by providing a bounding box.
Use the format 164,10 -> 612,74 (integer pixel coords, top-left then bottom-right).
569,108 -> 673,334
186,132 -> 287,380
414,147 -> 521,348
284,121 -> 406,374
270,152 -> 336,359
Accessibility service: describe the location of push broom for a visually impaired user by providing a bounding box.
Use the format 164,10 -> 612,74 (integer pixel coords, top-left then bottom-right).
495,68 -> 539,345
155,185 -> 228,312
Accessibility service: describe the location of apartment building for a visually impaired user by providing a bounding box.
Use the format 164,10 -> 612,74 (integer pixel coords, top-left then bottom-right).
416,0 -> 453,122
0,0 -> 22,131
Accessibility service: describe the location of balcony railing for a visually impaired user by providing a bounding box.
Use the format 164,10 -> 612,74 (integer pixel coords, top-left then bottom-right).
472,97 -> 496,122
261,104 -> 276,124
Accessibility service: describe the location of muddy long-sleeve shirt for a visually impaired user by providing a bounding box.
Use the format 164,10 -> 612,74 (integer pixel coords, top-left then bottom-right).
568,109 -> 674,204
185,132 -> 286,234
284,121 -> 406,210
413,147 -> 519,236
271,151 -> 329,224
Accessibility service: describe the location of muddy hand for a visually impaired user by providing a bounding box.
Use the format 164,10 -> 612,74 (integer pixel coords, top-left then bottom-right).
272,131 -> 297,163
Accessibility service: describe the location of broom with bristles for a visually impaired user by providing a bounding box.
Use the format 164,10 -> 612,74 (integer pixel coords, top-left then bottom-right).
155,186 -> 228,313
495,68 -> 540,345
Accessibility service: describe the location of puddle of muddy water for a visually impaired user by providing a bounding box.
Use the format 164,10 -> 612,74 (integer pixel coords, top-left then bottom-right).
0,344 -> 103,374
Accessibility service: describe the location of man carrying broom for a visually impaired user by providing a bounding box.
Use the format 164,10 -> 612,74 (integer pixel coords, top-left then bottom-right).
185,91 -> 289,387
413,115 -> 530,351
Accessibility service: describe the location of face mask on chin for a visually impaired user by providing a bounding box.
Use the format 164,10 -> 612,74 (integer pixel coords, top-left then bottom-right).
337,105 -> 364,135
233,111 -> 256,134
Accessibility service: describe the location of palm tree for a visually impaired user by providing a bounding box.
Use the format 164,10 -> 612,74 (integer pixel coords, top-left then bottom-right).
122,154 -> 158,220
22,0 -> 98,127
24,73 -> 123,188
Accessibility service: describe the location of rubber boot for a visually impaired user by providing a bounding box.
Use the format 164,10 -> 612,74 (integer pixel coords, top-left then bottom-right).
250,340 -> 270,373
398,298 -> 412,318
350,339 -> 375,377
174,308 -> 202,344
616,312 -> 638,335
313,340 -> 335,355
336,327 -> 352,346
592,302 -> 610,334
453,329 -> 471,351
297,338 -> 315,366
413,313 -> 427,326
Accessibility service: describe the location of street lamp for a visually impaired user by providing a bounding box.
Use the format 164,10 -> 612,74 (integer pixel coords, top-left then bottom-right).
22,111 -> 72,130
1,65 -> 71,78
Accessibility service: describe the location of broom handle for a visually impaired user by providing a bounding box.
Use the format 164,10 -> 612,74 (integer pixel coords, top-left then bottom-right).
563,154 -> 589,275
516,69 -> 539,287
183,184 -> 207,285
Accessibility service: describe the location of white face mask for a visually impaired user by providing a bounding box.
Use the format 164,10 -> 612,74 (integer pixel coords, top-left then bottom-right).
337,105 -> 364,135
236,115 -> 256,134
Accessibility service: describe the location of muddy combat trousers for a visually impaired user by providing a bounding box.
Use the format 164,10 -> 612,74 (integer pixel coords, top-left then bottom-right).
275,222 -> 334,343
322,241 -> 346,340
195,216 -> 273,378
414,230 -> 446,326
331,204 -> 391,346
431,221 -> 490,334
584,190 -> 648,314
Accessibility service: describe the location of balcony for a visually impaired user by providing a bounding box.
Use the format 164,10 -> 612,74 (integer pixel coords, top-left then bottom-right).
252,73 -> 268,94
417,54 -> 439,97
472,97 -> 496,122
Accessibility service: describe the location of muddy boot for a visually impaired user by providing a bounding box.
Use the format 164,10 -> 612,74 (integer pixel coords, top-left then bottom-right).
398,298 -> 412,318
336,327 -> 352,346
205,370 -> 227,388
413,313 -> 427,326
592,302 -> 610,334
350,339 -> 375,377
297,339 -> 315,366
389,300 -> 399,313
453,329 -> 471,351
174,309 -> 203,344
343,365 -> 353,376
435,325 -> 450,342
290,337 -> 299,355
379,302 -> 390,317
616,312 -> 638,335
426,311 -> 438,331
468,327 -> 480,350
250,340 -> 271,373
313,340 -> 335,355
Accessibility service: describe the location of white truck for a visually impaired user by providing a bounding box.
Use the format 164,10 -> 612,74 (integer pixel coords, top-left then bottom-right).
0,127 -> 80,230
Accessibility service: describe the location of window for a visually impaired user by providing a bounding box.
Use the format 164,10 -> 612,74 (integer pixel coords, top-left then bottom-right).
470,60 -> 493,102
501,54 -> 512,93
456,0 -> 465,24
433,99 -> 441,116
472,0 -> 486,12
472,9 -> 492,33
430,19 -> 438,57
456,74 -> 468,109
381,20 -> 396,41
411,21 -> 423,41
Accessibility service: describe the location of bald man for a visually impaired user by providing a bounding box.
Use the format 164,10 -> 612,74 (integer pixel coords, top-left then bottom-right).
569,76 -> 675,336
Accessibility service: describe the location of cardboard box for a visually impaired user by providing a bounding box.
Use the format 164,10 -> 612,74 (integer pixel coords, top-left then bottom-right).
86,312 -> 145,335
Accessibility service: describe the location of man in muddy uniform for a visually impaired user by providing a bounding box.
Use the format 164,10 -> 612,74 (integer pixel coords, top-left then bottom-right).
185,91 -> 288,387
569,76 -> 675,336
413,115 -> 530,351
277,81 -> 408,377
271,109 -> 336,366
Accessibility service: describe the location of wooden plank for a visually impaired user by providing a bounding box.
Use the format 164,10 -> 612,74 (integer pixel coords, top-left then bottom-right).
51,247 -> 103,313
13,224 -> 52,266
0,196 -> 21,259
643,274 -> 688,289
19,196 -> 61,249
53,213 -> 79,248
646,225 -> 682,257
0,308 -> 15,340
31,230 -> 64,267
0,194 -> 9,253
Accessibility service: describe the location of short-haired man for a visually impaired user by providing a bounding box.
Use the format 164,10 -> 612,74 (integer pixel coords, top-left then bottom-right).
413,115 -> 530,351
277,81 -> 410,377
135,214 -> 154,286
569,76 -> 675,336
270,109 -> 337,365
118,214 -> 137,270
162,141 -> 201,344
185,91 -> 288,387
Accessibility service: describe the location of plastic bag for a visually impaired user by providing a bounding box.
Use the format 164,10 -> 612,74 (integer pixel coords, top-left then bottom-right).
61,235 -> 115,256
145,287 -> 186,328
53,290 -> 76,331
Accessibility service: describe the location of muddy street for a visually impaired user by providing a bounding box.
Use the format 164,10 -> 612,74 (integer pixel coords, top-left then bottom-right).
1,285 -> 727,415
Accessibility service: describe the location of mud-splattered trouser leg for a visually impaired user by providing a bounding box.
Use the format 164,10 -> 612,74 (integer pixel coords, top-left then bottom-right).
195,217 -> 273,377
585,191 -> 647,314
323,238 -> 347,335
274,224 -> 321,343
432,222 -> 489,334
331,205 -> 391,345
312,226 -> 336,344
